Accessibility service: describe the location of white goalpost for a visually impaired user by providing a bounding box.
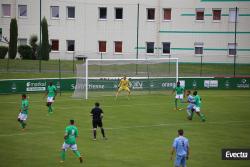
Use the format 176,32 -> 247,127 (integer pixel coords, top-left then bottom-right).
73,58 -> 179,99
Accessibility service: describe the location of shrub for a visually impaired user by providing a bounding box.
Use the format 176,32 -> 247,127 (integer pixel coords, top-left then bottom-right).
0,46 -> 8,59
18,45 -> 32,60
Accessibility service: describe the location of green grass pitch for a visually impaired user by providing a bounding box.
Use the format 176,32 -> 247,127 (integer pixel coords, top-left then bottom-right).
0,90 -> 250,167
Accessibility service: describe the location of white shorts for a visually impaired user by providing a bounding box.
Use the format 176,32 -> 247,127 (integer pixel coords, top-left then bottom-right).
175,94 -> 184,99
47,97 -> 54,103
193,106 -> 201,112
18,113 -> 28,121
62,142 -> 78,151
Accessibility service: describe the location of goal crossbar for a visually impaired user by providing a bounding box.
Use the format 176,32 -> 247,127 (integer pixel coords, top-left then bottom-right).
87,58 -> 179,61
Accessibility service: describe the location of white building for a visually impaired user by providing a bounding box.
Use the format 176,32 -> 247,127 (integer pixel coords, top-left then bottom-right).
0,0 -> 250,63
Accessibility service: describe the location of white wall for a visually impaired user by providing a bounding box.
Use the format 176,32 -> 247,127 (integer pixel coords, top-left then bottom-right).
0,0 -> 250,63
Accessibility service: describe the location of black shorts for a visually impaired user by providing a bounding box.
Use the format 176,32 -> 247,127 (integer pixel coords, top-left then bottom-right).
92,120 -> 103,128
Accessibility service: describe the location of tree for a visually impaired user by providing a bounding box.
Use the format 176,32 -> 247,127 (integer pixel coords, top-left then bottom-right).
29,35 -> 38,60
8,18 -> 18,59
18,45 -> 32,59
41,17 -> 50,60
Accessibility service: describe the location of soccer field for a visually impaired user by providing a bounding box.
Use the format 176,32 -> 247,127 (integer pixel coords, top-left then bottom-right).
0,90 -> 250,167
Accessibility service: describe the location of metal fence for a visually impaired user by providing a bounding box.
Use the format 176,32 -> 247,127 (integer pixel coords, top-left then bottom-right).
0,57 -> 249,78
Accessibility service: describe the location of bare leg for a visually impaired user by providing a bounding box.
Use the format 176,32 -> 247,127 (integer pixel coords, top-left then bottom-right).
127,90 -> 131,99
115,91 -> 120,100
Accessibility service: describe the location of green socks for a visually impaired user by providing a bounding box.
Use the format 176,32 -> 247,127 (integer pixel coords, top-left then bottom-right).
20,121 -> 26,129
175,99 -> 177,109
61,150 -> 81,161
60,151 -> 65,161
190,111 -> 194,119
48,105 -> 53,114
200,113 -> 206,122
73,150 -> 81,158
189,112 -> 206,122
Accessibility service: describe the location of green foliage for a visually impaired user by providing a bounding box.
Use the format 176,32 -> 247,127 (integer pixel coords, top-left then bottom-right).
0,46 -> 8,59
8,18 -> 18,59
18,45 -> 32,60
29,35 -> 38,60
41,17 -> 50,60
37,42 -> 52,61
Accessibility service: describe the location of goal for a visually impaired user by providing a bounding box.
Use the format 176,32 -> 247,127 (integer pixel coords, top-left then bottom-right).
72,58 -> 179,99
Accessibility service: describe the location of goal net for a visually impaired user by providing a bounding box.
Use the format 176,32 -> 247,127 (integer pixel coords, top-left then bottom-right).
72,58 -> 179,99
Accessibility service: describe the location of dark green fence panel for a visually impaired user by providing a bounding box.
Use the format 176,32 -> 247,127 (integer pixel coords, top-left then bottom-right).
0,77 -> 249,94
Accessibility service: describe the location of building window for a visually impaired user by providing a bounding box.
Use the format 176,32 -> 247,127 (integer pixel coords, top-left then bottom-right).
162,42 -> 170,54
146,42 -> 154,54
51,39 -> 59,51
51,6 -> 59,18
213,9 -> 221,21
196,8 -> 204,21
147,8 -> 155,20
18,5 -> 27,17
229,8 -> 238,23
67,40 -> 75,51
2,4 -> 11,17
114,41 -> 122,53
18,38 -> 27,45
163,8 -> 171,21
115,8 -> 123,20
99,41 -> 106,53
228,43 -> 237,56
99,7 -> 107,20
67,6 -> 75,19
194,42 -> 204,55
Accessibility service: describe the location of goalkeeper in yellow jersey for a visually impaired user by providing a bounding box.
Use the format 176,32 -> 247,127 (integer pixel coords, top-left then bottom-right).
115,76 -> 131,99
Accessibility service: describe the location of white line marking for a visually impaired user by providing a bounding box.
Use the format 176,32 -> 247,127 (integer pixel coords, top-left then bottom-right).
0,120 -> 249,137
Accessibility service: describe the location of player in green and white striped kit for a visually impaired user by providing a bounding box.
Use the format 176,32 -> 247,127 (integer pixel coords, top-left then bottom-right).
17,94 -> 29,130
44,82 -> 57,114
60,120 -> 83,163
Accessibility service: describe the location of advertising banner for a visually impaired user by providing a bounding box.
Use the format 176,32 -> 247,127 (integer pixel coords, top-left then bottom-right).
0,77 -> 249,94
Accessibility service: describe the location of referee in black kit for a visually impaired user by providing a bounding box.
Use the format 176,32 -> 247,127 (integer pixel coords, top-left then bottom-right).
90,102 -> 107,140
